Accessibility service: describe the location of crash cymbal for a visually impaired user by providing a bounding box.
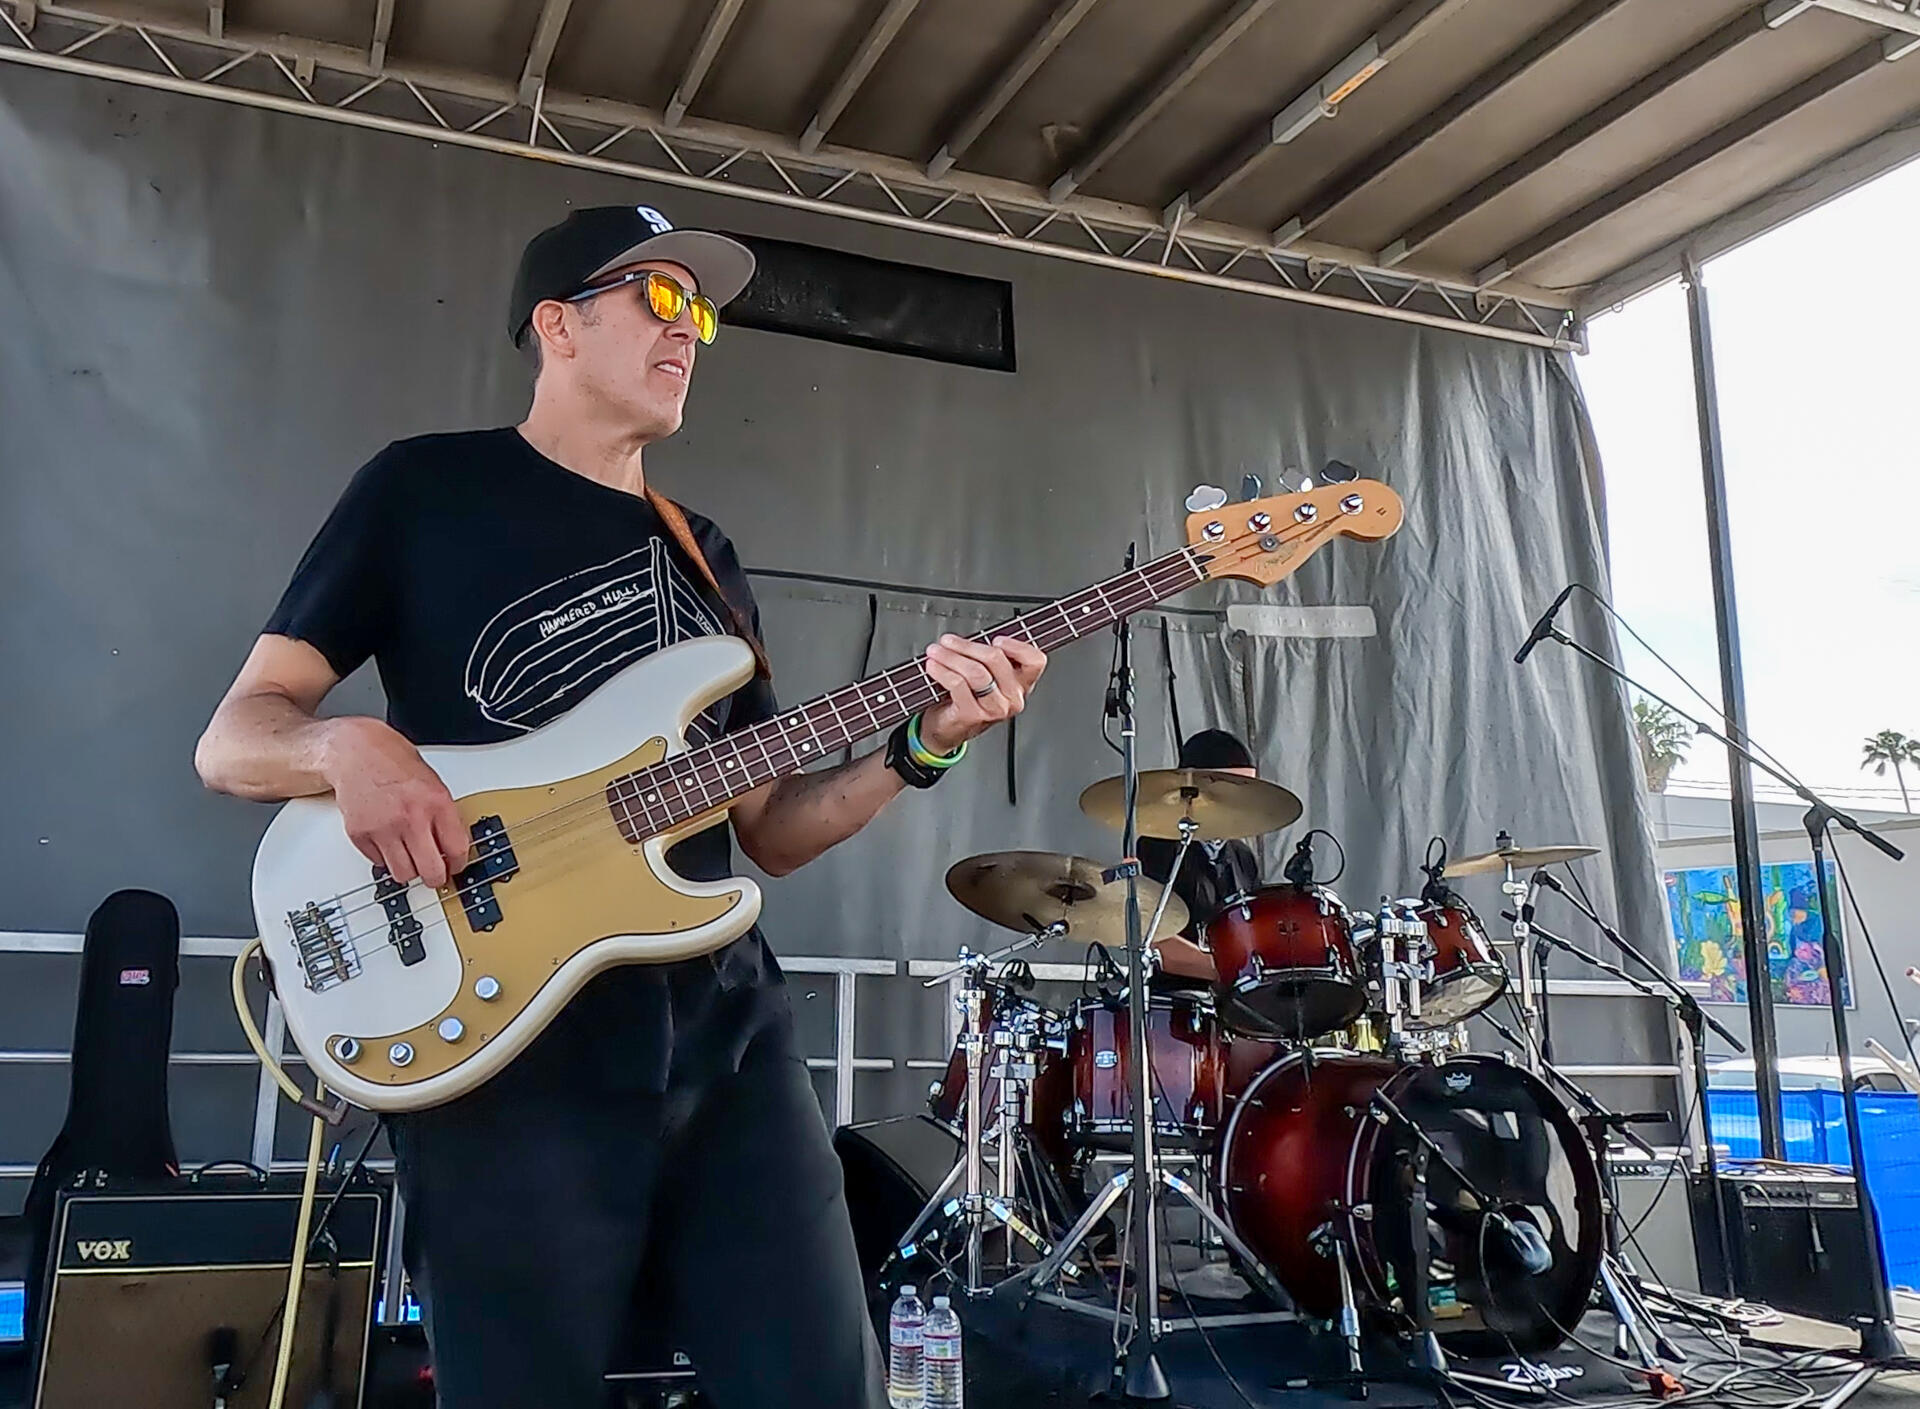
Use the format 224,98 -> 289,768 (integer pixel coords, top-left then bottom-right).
1078,769 -> 1303,842
1443,843 -> 1601,878
945,850 -> 1190,944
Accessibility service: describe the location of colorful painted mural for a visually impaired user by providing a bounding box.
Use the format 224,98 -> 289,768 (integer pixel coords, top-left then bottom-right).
1663,862 -> 1847,1006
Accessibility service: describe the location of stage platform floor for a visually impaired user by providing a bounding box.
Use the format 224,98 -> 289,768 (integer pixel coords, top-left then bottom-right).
953,1280 -> 1920,1409
2,1286 -> 1918,1406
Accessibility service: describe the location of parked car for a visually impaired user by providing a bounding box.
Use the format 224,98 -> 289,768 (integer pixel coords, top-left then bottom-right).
1708,1054 -> 1909,1093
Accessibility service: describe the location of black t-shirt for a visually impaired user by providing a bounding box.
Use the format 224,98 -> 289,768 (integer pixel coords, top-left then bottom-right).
1138,836 -> 1261,938
1139,835 -> 1261,994
264,427 -> 782,1094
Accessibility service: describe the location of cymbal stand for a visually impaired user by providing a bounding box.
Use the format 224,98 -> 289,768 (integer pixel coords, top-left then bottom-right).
1020,603 -> 1289,1392
1493,841 -> 1546,1072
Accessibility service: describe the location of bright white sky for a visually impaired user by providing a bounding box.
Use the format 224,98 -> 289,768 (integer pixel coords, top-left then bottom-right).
1577,155 -> 1920,808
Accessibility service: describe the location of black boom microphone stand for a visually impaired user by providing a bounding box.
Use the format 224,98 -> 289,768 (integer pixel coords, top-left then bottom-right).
1518,589 -> 1908,1379
1508,871 -> 1749,1301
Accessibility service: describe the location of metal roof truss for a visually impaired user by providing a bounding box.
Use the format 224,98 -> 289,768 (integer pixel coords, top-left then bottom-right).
0,1 -> 1585,352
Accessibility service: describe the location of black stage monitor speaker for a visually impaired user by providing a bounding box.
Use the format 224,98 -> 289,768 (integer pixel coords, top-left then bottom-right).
833,1115 -> 961,1285
1609,1152 -> 1701,1293
1715,1166 -> 1880,1327
31,1177 -> 385,1409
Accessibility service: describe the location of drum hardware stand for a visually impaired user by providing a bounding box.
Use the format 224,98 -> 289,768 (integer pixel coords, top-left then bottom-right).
1530,616 -> 1908,1376
1370,899 -> 1432,1054
891,941 -> 1077,1295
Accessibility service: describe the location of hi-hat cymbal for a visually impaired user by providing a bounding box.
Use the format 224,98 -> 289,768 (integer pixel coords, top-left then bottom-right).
1443,843 -> 1601,878
945,850 -> 1190,943
1079,769 -> 1303,841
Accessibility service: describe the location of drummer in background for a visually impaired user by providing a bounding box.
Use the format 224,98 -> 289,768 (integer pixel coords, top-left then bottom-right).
1138,729 -> 1264,986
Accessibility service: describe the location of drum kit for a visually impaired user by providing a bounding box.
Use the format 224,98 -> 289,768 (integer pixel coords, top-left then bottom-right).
887,765 -> 1669,1381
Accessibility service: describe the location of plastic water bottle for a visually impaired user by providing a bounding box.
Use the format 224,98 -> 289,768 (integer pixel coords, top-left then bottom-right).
887,1283 -> 927,1409
924,1294 -> 963,1409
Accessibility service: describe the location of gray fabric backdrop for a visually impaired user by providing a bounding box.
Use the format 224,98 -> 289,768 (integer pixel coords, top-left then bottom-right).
0,63 -> 1676,1189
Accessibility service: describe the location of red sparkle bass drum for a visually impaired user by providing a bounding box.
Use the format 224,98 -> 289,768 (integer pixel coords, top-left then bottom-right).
1218,1051 -> 1603,1354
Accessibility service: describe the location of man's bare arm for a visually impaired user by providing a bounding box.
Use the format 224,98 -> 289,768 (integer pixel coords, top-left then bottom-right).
731,634 -> 1047,876
195,636 -> 469,887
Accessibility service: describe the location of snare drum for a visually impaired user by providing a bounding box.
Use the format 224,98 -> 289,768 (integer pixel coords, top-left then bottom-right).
1063,993 -> 1227,1150
1203,885 -> 1367,1039
927,988 -> 1070,1165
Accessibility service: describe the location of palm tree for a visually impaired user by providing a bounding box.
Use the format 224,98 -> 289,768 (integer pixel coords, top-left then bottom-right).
1860,730 -> 1920,811
1634,698 -> 1694,793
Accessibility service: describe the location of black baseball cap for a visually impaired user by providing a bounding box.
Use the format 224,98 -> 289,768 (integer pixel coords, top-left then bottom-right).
509,204 -> 756,345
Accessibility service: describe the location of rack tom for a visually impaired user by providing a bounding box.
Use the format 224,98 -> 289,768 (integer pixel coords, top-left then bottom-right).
1203,885 -> 1367,1039
1413,897 -> 1506,1028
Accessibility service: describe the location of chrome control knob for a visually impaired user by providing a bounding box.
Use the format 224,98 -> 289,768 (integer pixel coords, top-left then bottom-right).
437,1017 -> 465,1043
474,975 -> 501,1001
332,1036 -> 361,1064
388,1042 -> 414,1068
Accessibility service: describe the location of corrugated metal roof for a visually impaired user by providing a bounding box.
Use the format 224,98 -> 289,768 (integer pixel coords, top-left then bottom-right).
4,0 -> 1916,333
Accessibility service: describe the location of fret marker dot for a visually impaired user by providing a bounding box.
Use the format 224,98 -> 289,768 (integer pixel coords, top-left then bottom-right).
726,760 -> 737,769
1081,606 -> 1091,614
646,793 -> 658,803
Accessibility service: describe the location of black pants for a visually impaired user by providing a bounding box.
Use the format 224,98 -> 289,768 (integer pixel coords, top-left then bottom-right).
388,979 -> 886,1408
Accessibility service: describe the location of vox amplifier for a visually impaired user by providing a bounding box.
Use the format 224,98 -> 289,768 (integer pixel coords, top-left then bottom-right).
31,1175 -> 385,1409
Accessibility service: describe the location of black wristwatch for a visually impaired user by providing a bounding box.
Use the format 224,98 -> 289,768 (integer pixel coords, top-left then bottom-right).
885,719 -> 949,789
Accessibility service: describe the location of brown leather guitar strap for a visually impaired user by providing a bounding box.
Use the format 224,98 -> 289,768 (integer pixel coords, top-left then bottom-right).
645,487 -> 773,681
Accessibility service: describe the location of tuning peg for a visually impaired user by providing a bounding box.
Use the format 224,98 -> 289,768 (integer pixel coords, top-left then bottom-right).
1239,473 -> 1262,502
1321,459 -> 1360,484
1185,484 -> 1228,513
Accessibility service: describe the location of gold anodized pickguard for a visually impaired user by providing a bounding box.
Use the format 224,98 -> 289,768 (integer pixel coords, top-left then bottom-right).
336,736 -> 741,1087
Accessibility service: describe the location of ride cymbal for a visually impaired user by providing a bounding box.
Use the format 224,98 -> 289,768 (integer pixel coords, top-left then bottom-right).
1442,843 -> 1600,878
945,850 -> 1189,943
1078,769 -> 1303,841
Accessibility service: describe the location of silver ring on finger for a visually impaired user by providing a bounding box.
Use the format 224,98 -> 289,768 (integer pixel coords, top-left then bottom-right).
971,681 -> 999,697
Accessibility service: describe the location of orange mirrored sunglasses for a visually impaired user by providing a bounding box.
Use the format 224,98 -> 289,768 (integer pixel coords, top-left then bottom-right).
565,269 -> 719,344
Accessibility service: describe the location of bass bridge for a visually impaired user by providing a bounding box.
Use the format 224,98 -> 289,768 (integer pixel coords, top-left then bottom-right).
288,900 -> 359,992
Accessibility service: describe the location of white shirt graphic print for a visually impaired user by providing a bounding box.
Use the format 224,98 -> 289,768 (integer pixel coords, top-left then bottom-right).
463,539 -> 730,739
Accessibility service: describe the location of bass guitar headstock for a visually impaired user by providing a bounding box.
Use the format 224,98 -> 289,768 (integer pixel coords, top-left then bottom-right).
1184,479 -> 1403,586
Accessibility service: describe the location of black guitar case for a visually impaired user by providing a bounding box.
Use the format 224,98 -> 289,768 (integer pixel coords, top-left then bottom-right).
21,889 -> 183,1345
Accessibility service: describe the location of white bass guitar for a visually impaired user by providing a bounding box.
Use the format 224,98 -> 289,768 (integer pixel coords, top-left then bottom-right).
250,481 -> 1404,1110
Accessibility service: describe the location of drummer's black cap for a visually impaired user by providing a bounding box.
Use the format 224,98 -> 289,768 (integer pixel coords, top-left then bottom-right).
509,203 -> 756,347
1179,730 -> 1254,771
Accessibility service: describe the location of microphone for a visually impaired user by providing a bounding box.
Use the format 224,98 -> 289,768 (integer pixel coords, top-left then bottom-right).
1283,834 -> 1316,889
1483,1211 -> 1554,1276
207,1326 -> 240,1407
1513,584 -> 1577,664
1522,868 -> 1551,927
